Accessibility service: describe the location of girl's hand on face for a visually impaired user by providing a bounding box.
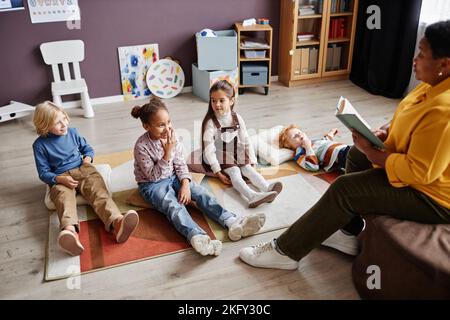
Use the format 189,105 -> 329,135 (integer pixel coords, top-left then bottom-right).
162,127 -> 176,161
216,171 -> 232,185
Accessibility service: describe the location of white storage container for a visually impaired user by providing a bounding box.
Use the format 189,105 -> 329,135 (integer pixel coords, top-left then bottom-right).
244,50 -> 267,59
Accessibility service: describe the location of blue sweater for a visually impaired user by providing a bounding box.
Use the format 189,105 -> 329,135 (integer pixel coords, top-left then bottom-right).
32,127 -> 94,186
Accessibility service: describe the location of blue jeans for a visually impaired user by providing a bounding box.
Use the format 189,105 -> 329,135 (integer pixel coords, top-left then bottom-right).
138,175 -> 236,241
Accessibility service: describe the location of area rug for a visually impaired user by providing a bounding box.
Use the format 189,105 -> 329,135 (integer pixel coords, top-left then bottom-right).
45,149 -> 338,281
45,150 -> 212,281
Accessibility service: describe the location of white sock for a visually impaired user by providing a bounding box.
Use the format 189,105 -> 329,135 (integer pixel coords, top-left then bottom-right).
224,166 -> 258,200
224,216 -> 238,228
241,164 -> 270,191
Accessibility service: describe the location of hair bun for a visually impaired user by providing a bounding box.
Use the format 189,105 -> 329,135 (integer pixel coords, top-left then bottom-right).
131,106 -> 142,118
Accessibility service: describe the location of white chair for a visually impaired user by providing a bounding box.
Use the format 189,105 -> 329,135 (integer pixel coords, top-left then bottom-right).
44,164 -> 111,210
40,40 -> 94,118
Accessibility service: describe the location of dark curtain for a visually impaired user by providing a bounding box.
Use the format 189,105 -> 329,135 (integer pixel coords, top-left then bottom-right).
350,0 -> 422,98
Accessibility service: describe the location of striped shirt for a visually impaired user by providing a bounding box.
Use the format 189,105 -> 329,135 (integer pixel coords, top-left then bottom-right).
294,137 -> 348,172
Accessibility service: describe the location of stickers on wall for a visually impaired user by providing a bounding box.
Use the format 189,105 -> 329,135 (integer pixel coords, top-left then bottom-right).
146,59 -> 185,99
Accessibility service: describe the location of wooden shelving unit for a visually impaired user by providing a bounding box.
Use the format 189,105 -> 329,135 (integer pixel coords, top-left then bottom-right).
278,0 -> 358,86
234,22 -> 273,95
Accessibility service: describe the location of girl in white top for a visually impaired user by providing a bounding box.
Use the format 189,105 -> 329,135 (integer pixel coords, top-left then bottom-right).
201,80 -> 283,208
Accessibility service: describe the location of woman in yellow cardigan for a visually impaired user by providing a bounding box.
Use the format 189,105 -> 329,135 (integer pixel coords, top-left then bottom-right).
239,20 -> 450,270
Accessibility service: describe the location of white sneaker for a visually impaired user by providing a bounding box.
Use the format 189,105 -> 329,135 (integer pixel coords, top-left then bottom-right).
239,239 -> 299,270
228,213 -> 266,241
321,230 -> 359,256
190,234 -> 222,256
211,239 -> 223,256
248,191 -> 277,208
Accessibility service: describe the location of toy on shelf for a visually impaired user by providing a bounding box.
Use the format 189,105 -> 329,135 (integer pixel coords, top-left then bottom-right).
257,18 -> 270,25
242,18 -> 256,27
0,101 -> 34,123
146,58 -> 185,99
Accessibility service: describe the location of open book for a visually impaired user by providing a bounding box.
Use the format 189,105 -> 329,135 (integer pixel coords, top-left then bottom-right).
335,96 -> 385,149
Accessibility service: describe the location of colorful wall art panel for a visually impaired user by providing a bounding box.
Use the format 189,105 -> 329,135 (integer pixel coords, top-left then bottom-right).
118,43 -> 159,101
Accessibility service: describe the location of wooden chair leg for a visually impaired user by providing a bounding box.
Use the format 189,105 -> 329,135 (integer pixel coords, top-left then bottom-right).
81,90 -> 94,118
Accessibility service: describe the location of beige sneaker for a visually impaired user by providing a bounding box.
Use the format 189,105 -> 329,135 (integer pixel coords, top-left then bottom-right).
190,234 -> 222,256
228,213 -> 266,241
114,210 -> 139,243
58,230 -> 84,256
248,191 -> 278,208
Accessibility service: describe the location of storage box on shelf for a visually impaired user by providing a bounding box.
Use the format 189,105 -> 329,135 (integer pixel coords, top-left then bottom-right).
241,63 -> 268,86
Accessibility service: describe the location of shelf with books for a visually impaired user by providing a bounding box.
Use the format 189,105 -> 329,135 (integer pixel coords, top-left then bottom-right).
324,42 -> 350,73
278,0 -> 358,86
291,46 -> 321,79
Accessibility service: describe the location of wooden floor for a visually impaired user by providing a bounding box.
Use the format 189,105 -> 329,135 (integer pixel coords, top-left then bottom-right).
0,80 -> 399,299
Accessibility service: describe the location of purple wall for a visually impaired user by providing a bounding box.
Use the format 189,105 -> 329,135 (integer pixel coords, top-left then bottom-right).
0,0 -> 280,106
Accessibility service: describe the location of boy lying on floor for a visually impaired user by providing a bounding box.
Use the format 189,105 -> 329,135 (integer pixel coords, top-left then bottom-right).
279,124 -> 351,172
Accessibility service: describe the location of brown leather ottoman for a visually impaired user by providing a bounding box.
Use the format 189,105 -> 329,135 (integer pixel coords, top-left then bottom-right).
352,215 -> 450,299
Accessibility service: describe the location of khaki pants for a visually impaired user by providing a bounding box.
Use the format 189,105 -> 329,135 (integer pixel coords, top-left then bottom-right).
277,146 -> 450,261
50,163 -> 122,232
